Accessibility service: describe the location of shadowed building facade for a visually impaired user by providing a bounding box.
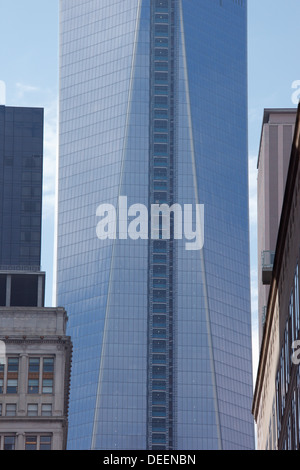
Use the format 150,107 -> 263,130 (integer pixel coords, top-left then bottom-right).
257,109 -> 297,346
57,0 -> 254,450
253,105 -> 300,450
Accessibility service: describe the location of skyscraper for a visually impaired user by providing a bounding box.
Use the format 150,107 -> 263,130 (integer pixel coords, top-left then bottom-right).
0,105 -> 43,269
0,105 -> 45,308
57,0 -> 254,450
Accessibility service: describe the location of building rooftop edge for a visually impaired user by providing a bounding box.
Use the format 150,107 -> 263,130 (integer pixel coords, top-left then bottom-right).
257,108 -> 298,169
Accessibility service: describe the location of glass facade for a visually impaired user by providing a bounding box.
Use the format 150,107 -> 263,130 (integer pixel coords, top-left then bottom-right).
58,0 -> 254,450
0,106 -> 43,269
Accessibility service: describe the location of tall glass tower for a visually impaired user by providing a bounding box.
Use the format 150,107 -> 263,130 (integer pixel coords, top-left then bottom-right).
57,0 -> 254,450
0,106 -> 43,269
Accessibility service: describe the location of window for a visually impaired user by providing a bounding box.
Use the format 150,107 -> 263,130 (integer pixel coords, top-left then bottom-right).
42,380 -> 53,394
152,391 -> 166,405
6,404 -> 16,417
41,404 -> 52,417
7,379 -> 18,394
155,48 -> 168,58
25,435 -> 37,451
4,436 -> 15,450
152,418 -> 166,432
24,435 -> 52,451
7,358 -> 19,394
28,379 -> 39,394
0,403 -> 2,416
40,436 -> 52,451
7,357 -> 19,372
27,404 -> 38,417
27,357 -> 55,395
42,358 -> 54,394
43,358 -> 54,373
28,358 -> 40,394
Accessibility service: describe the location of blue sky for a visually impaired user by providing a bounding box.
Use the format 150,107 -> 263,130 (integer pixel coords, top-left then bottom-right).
0,0 -> 299,378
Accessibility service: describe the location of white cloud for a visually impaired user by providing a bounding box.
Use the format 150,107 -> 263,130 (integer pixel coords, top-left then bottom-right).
15,82 -> 40,98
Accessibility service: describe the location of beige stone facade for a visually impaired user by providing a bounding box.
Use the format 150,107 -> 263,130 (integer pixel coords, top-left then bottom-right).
0,307 -> 72,450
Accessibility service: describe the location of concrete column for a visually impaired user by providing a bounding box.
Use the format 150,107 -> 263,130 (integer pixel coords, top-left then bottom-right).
16,433 -> 25,450
52,430 -> 63,450
54,351 -> 63,415
18,354 -> 28,415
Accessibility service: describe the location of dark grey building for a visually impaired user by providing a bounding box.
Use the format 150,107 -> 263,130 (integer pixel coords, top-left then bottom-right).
0,105 -> 43,270
0,105 -> 44,308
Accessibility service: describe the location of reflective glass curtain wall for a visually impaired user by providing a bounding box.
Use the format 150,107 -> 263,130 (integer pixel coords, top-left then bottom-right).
0,106 -> 43,268
58,0 -> 254,450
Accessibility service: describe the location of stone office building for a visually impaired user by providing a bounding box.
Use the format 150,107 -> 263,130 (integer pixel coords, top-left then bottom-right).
0,303 -> 72,450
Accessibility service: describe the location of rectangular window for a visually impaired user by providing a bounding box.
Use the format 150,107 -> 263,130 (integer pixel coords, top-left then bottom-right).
152,391 -> 166,405
7,358 -> 19,394
41,404 -> 52,417
6,379 -> 18,395
42,358 -> 54,394
40,436 -> 52,451
28,358 -> 40,394
155,72 -> 168,83
154,96 -> 168,106
155,48 -> 169,58
27,404 -> 38,417
6,404 -> 16,417
4,436 -> 15,450
155,13 -> 169,23
25,436 -> 37,451
42,379 -> 53,394
43,358 -> 54,373
155,0 -> 168,8
155,24 -> 168,35
28,379 -> 39,394
7,357 -> 18,372
152,406 -> 166,417
152,418 -> 166,432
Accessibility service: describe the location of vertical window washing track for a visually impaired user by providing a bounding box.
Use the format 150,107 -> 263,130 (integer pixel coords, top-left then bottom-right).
148,0 -> 177,451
